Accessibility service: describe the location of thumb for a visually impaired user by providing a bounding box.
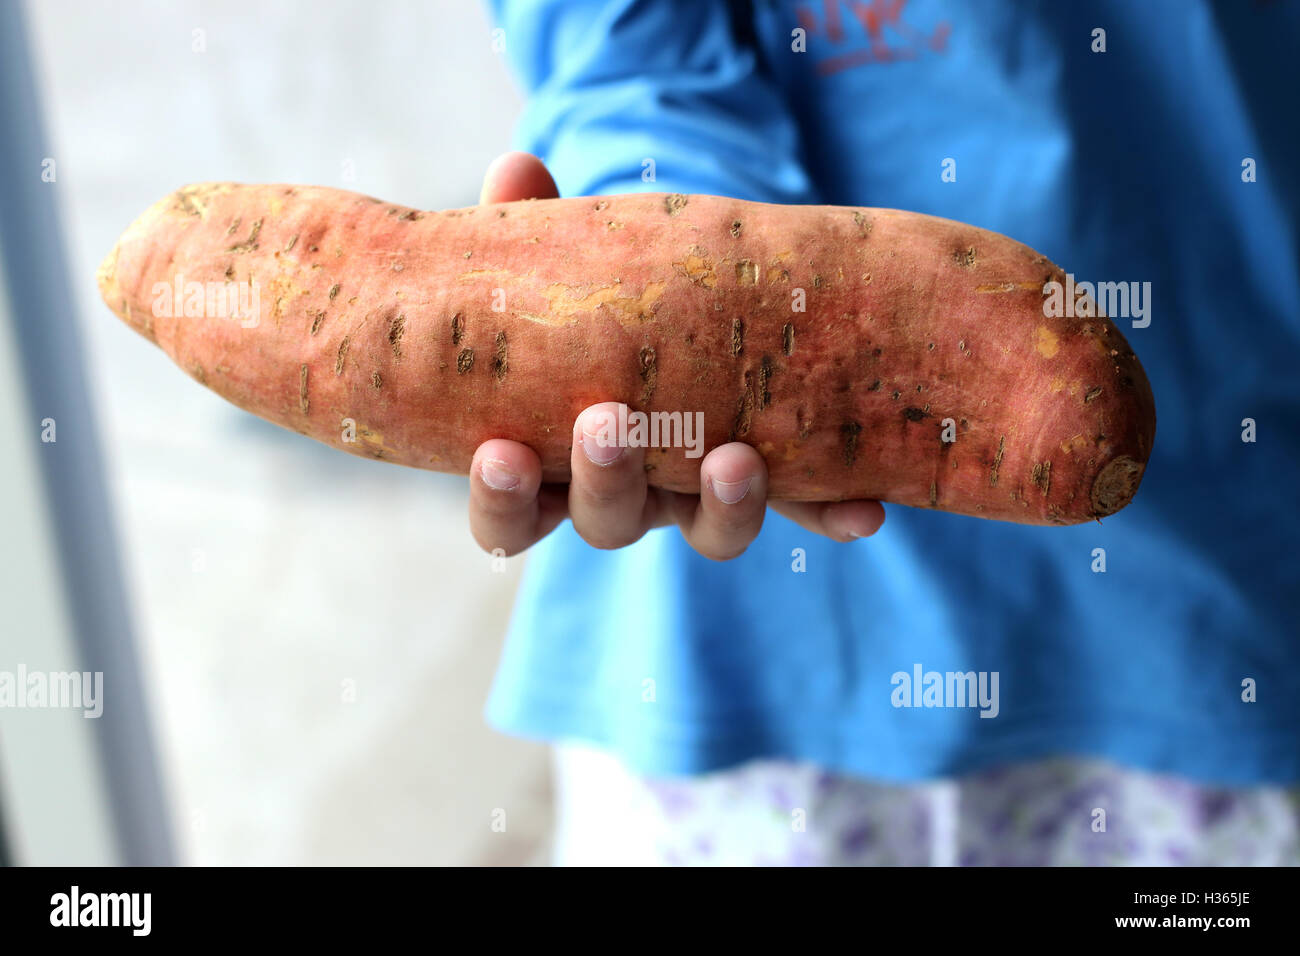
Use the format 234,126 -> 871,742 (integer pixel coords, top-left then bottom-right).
479,151 -> 560,204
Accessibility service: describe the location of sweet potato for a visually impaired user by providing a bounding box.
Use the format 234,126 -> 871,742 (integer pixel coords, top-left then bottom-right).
97,183 -> 1155,525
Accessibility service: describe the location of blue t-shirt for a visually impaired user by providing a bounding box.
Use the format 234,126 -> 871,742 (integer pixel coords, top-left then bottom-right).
483,0 -> 1300,785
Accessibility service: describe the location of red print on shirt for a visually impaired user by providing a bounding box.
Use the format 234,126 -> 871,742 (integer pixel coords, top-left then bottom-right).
795,0 -> 951,75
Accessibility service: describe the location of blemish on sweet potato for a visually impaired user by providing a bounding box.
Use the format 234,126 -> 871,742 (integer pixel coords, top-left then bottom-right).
730,371 -> 756,440
371,371 -> 382,389
227,218 -> 262,254
1031,460 -> 1052,496
388,313 -> 405,358
665,194 -> 689,216
758,355 -> 774,410
990,435 -> 1006,486
782,322 -> 795,356
840,421 -> 862,467
797,408 -> 812,440
492,332 -> 508,382
1036,326 -> 1060,358
456,348 -> 475,374
731,318 -> 744,356
335,337 -> 350,375
976,281 -> 1041,293
1091,456 -> 1144,516
903,406 -> 930,423
674,249 -> 717,288
639,346 -> 657,404
451,313 -> 464,346
299,364 -> 309,413
171,184 -> 221,218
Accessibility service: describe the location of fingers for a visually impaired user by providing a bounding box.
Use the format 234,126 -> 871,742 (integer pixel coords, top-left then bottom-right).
676,443 -> 769,561
479,151 -> 560,204
568,403 -> 655,549
770,498 -> 886,542
471,399 -> 884,561
469,439 -> 566,556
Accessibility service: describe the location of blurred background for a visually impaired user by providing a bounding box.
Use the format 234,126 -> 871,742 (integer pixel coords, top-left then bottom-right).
1,0 -> 552,865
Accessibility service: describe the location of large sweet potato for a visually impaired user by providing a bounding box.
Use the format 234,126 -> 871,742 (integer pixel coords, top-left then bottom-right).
97,183 -> 1155,524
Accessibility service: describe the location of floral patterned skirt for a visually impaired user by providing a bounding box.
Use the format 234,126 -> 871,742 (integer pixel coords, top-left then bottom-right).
551,743 -> 1300,866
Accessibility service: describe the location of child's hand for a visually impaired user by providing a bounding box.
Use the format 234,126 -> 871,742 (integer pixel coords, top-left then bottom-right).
468,153 -> 886,561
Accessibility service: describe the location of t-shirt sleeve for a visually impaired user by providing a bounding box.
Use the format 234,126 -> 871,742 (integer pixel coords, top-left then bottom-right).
486,0 -> 822,203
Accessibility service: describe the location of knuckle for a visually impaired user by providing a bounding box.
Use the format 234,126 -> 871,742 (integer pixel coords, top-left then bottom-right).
576,481 -> 631,509
573,467 -> 644,510
707,505 -> 761,538
575,523 -> 640,551
473,493 -> 529,522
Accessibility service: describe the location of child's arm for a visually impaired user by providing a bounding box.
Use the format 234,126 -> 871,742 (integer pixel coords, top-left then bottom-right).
485,0 -> 820,204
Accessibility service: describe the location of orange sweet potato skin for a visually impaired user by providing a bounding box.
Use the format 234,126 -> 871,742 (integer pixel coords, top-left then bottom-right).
97,183 -> 1155,525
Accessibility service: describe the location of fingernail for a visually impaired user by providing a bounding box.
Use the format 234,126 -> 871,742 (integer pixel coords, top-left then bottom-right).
481,458 -> 520,491
710,476 -> 753,505
581,428 -> 624,466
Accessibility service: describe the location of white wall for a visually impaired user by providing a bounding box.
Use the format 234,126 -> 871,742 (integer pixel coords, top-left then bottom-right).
26,0 -> 551,865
